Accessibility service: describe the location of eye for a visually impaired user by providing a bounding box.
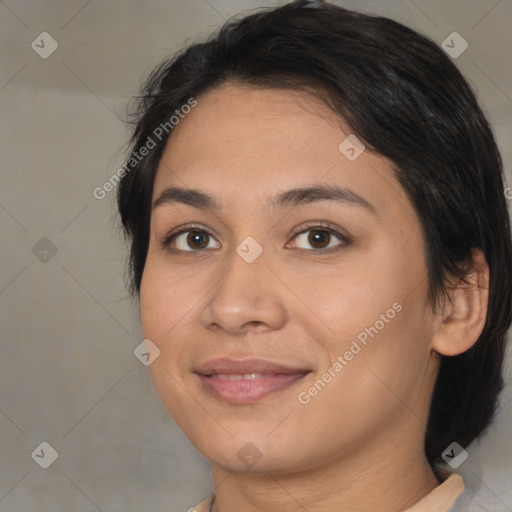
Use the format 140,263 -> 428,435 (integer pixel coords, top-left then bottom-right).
162,223 -> 349,253
163,227 -> 220,252
288,224 -> 349,252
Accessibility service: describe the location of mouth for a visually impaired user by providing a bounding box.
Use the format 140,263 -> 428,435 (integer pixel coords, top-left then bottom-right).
194,357 -> 312,404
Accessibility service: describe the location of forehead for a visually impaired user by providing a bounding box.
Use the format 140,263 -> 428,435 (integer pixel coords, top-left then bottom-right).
152,84 -> 410,219
159,83 -> 343,159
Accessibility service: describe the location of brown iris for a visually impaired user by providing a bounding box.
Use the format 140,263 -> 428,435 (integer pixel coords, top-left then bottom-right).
308,230 -> 331,249
187,231 -> 209,249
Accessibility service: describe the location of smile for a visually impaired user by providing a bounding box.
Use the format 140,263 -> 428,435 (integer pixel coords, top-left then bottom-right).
194,358 -> 311,404
198,372 -> 309,404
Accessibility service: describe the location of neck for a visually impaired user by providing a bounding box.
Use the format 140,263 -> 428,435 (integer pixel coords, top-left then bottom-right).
210,433 -> 440,512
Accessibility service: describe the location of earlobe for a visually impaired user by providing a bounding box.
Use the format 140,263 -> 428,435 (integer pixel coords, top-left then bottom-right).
431,249 -> 490,357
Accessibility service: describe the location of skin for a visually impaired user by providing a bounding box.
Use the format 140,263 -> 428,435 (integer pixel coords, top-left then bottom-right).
139,83 -> 489,512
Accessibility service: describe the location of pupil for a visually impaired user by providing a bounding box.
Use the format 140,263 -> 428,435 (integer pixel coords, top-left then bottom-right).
308,230 -> 330,248
188,231 -> 208,249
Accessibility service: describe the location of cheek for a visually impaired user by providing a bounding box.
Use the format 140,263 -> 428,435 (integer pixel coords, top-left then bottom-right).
299,245 -> 433,397
139,260 -> 203,427
140,256 -> 200,340
139,258 -> 204,396
292,257 -> 406,352
140,265 -> 170,343
296,297 -> 434,444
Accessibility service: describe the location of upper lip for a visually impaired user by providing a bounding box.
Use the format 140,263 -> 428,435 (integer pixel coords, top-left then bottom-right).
194,357 -> 311,376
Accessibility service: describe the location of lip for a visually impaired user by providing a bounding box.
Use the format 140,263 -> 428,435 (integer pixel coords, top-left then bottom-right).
195,357 -> 311,376
194,357 -> 311,404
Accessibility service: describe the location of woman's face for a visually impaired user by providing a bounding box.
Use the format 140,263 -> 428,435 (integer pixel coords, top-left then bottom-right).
140,84 -> 440,474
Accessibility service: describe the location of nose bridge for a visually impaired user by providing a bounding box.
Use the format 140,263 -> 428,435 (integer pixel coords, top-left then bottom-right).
200,236 -> 287,334
216,235 -> 268,307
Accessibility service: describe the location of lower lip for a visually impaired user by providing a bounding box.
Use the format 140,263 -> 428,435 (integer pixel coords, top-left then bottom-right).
197,373 -> 309,404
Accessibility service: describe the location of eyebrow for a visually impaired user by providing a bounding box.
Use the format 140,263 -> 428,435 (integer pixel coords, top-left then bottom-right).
152,184 -> 377,214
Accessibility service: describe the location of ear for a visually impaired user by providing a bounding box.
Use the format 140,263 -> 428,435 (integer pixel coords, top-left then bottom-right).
431,248 -> 489,356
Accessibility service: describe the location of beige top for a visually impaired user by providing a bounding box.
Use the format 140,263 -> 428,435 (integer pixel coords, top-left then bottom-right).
191,473 -> 465,512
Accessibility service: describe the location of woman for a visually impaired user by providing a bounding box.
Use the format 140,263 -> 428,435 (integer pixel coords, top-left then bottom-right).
117,1 -> 512,510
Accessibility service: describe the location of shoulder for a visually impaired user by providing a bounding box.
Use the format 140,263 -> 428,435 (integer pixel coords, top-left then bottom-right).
406,473 -> 465,512
188,493 -> 214,512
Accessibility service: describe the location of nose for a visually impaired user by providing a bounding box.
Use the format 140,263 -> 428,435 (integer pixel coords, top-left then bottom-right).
199,245 -> 287,336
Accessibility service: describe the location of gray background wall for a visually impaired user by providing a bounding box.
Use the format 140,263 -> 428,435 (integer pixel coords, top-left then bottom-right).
1,1 -> 511,511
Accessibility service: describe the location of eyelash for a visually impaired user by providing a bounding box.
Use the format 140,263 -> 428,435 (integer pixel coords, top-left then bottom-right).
161,221 -> 351,254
